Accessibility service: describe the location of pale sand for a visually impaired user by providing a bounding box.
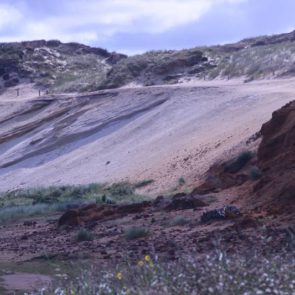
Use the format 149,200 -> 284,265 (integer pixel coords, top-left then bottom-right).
0,78 -> 294,194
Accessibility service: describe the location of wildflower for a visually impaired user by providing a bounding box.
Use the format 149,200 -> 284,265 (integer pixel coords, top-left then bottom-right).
116,272 -> 123,280
138,260 -> 144,267
144,255 -> 151,262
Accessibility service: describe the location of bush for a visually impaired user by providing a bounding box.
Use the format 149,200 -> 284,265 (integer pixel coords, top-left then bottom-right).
178,177 -> 185,186
224,151 -> 253,173
0,182 -> 148,224
108,182 -> 134,196
249,166 -> 262,181
123,226 -> 149,240
0,204 -> 52,224
170,216 -> 189,226
76,228 -> 93,242
134,180 -> 154,189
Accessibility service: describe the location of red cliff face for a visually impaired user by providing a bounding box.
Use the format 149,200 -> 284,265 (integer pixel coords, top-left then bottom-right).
256,101 -> 295,214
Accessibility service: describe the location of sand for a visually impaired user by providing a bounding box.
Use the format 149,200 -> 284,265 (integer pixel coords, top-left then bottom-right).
0,78 -> 294,194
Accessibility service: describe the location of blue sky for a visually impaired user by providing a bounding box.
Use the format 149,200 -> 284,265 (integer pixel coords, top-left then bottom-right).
0,0 -> 295,55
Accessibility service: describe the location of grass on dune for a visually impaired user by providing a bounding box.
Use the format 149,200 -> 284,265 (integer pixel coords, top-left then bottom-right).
0,181 -> 152,224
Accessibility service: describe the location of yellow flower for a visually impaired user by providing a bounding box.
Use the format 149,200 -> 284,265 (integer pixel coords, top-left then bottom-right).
149,262 -> 154,268
144,255 -> 151,262
116,272 -> 123,280
137,260 -> 144,267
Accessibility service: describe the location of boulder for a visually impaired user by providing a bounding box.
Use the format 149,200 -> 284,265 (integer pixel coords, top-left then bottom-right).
201,206 -> 241,223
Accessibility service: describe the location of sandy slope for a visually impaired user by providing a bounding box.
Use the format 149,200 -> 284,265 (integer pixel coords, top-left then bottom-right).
0,78 -> 294,194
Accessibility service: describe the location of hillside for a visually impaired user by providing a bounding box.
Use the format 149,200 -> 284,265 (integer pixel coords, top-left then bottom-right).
0,32 -> 295,294
0,78 -> 294,194
2,30 -> 295,93
0,40 -> 126,93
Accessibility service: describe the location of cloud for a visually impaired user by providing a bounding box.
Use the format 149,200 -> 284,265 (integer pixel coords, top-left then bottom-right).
56,0 -> 248,34
0,4 -> 23,30
0,0 -> 248,44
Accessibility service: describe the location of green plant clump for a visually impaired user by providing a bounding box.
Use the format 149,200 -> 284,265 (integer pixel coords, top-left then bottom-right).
224,151 -> 253,173
249,166 -> 262,181
178,177 -> 186,186
76,228 -> 93,242
123,226 -> 149,240
134,179 -> 154,189
170,216 -> 189,226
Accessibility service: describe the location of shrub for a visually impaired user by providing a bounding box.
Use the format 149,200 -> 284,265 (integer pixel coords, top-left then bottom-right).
0,182 -> 148,224
76,228 -> 93,242
170,216 -> 189,226
178,177 -> 185,186
249,166 -> 262,181
123,226 -> 149,240
0,204 -> 51,224
96,195 -> 115,205
108,182 -> 134,196
224,151 -> 253,173
134,180 -> 154,189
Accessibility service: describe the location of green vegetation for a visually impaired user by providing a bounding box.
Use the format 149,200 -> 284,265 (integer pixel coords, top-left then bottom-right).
224,151 -> 253,173
0,203 -> 64,224
103,48 -> 204,88
0,182 -> 148,224
123,226 -> 149,240
178,177 -> 186,186
134,179 -> 154,189
3,35 -> 295,93
205,41 -> 295,80
170,216 -> 189,226
76,228 -> 93,242
52,53 -> 109,93
249,166 -> 263,181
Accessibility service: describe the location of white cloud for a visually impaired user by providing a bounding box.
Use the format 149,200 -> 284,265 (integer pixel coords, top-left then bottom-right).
0,0 -> 248,44
0,4 -> 23,29
61,0 -> 248,34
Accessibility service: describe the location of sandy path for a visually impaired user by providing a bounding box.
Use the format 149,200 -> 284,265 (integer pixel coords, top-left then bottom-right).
0,78 -> 294,194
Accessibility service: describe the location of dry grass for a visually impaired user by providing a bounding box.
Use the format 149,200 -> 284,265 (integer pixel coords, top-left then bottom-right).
48,249 -> 295,295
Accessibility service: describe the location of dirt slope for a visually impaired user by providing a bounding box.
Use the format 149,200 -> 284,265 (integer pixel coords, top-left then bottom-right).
0,78 -> 294,193
253,100 -> 295,214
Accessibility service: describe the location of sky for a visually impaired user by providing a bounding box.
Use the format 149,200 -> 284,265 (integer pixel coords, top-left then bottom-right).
0,0 -> 295,55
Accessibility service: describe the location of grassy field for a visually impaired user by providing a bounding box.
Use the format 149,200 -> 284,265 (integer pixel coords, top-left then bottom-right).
0,181 -> 152,224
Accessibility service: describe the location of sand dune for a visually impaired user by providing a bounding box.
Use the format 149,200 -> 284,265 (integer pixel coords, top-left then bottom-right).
0,78 -> 294,193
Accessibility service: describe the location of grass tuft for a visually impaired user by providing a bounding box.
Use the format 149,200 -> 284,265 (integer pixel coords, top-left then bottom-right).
76,228 -> 93,242
178,177 -> 186,186
249,166 -> 262,181
0,182 -> 148,224
123,226 -> 149,240
134,179 -> 154,189
224,151 -> 253,173
170,216 -> 189,226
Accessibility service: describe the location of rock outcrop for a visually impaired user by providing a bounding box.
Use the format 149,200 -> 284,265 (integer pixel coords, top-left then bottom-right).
255,101 -> 295,214
58,193 -> 208,227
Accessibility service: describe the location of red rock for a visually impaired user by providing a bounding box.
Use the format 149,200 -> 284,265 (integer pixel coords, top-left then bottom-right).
255,101 -> 295,214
